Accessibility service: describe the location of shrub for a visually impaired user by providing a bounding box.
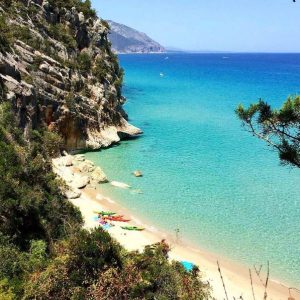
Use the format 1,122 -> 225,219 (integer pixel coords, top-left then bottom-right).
0,15 -> 12,53
42,131 -> 64,158
0,279 -> 15,300
11,25 -> 41,50
47,24 -> 76,51
77,52 -> 92,75
92,58 -> 110,82
48,0 -> 96,19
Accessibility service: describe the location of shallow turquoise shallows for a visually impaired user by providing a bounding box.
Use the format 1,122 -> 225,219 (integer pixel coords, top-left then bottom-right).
85,53 -> 300,286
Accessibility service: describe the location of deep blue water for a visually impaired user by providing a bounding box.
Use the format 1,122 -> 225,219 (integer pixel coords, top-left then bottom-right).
85,53 -> 300,286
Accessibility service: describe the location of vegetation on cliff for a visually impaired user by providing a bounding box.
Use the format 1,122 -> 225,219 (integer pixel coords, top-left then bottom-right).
0,1 -> 210,299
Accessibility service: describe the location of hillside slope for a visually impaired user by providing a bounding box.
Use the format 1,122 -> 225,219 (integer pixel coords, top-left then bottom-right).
0,0 -> 141,151
108,20 -> 165,53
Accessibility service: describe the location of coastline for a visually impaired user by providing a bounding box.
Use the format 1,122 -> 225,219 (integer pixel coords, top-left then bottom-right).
53,155 -> 298,300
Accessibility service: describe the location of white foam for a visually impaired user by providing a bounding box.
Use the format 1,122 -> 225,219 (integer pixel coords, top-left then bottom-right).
106,197 -> 115,204
110,181 -> 131,189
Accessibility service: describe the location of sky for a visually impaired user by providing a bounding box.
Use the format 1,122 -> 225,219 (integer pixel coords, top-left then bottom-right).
91,0 -> 300,53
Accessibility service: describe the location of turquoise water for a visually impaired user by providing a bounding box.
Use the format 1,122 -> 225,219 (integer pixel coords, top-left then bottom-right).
85,53 -> 300,286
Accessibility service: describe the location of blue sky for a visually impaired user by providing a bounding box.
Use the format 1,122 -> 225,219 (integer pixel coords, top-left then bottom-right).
92,0 -> 300,52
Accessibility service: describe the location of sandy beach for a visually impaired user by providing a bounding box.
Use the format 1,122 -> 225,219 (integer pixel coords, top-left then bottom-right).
53,155 -> 299,300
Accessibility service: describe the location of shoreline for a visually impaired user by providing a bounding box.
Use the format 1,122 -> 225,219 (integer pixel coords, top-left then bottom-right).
53,155 -> 299,300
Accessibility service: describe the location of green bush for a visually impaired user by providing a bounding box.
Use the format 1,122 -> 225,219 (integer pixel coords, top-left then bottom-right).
11,25 -> 41,50
0,279 -> 15,300
92,58 -> 110,82
77,52 -> 92,75
0,15 -> 12,53
48,0 -> 96,19
48,24 -> 76,51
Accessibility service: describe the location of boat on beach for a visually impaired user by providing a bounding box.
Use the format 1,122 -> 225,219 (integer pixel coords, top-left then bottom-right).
121,226 -> 145,231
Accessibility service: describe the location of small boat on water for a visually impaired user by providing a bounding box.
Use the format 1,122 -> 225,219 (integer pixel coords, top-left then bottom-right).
121,226 -> 145,231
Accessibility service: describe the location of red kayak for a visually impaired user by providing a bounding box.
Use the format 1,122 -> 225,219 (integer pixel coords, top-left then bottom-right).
104,215 -> 131,222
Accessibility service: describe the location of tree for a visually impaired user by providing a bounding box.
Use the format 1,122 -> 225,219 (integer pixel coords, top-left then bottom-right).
236,96 -> 300,168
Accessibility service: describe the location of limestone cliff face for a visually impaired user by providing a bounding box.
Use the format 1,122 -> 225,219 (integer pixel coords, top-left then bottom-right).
0,0 -> 141,150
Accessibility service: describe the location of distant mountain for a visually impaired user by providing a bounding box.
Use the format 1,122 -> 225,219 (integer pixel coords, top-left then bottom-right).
107,20 -> 165,54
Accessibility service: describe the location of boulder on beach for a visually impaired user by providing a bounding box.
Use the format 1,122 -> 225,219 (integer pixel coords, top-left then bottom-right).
78,161 -> 96,173
72,175 -> 90,189
74,154 -> 85,162
64,156 -> 73,167
64,188 -> 81,199
91,167 -> 108,183
133,170 -> 143,177
110,181 -> 131,189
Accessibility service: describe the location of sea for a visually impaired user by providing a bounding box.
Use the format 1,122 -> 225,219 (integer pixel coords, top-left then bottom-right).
85,53 -> 300,286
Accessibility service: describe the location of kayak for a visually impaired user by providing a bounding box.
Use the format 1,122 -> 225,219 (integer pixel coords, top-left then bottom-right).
93,211 -> 116,216
121,226 -> 145,231
104,216 -> 130,222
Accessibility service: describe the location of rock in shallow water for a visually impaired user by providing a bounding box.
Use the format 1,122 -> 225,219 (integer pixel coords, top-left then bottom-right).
133,170 -> 143,177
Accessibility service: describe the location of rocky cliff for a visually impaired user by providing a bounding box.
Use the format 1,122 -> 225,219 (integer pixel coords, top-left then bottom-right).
108,20 -> 165,54
0,0 -> 141,150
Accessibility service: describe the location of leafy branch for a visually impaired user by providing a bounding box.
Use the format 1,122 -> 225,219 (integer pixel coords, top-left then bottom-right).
236,96 -> 300,168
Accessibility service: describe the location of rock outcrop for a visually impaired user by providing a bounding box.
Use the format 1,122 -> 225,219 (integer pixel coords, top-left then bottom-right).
108,20 -> 165,54
0,0 -> 142,151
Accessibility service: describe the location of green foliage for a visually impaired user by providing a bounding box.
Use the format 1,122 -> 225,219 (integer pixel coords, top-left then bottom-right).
47,24 -> 76,51
101,19 -> 110,29
92,58 -> 110,82
0,279 -> 15,300
0,103 -> 83,250
48,0 -> 96,19
11,25 -> 41,50
88,241 -> 210,300
0,15 -> 12,53
23,229 -> 122,299
236,96 -> 300,168
24,232 -> 210,300
77,52 -> 92,75
42,131 -> 64,158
